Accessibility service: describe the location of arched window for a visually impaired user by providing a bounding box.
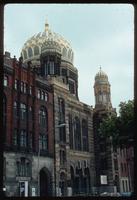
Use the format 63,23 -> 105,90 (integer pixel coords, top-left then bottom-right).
98,91 -> 102,103
102,93 -> 107,103
23,50 -> 27,60
71,52 -> 74,62
37,89 -> 41,99
4,75 -> 8,86
68,50 -> 71,59
45,92 -> 48,101
41,91 -> 45,100
74,117 -> 81,151
82,119 -> 89,151
49,61 -> 54,75
21,81 -> 24,92
28,47 -> 33,58
39,107 -> 48,129
14,79 -> 18,90
62,47 -> 67,57
34,46 -> 39,55
69,114 -> 73,149
29,85 -> 32,95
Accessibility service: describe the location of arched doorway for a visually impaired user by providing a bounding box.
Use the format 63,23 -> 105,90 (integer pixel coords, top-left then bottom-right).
75,167 -> 81,194
84,167 -> 91,194
59,172 -> 67,196
70,166 -> 75,195
39,168 -> 51,196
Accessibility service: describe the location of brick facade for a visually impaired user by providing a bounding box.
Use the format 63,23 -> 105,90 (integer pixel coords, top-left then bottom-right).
4,53 -> 54,196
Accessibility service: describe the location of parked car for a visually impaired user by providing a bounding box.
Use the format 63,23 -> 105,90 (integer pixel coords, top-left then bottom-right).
110,192 -> 121,197
100,192 -> 110,196
120,192 -> 133,197
100,192 -> 121,197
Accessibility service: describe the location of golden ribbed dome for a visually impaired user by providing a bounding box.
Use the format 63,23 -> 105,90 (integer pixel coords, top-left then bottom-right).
21,19 -> 74,64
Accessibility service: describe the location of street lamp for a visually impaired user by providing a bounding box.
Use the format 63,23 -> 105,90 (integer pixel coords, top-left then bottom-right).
37,123 -> 66,196
37,138 -> 40,196
54,123 -> 66,196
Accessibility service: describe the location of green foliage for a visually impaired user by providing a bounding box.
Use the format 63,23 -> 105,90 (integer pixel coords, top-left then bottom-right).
99,100 -> 134,146
119,100 -> 134,136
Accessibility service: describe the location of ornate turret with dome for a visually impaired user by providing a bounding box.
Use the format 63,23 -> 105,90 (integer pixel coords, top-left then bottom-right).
94,67 -> 112,109
21,19 -> 78,99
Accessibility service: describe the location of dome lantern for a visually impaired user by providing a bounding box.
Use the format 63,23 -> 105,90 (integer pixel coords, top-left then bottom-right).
45,18 -> 49,35
95,66 -> 108,83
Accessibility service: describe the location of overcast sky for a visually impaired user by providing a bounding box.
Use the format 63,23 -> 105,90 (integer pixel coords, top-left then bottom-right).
4,4 -> 134,113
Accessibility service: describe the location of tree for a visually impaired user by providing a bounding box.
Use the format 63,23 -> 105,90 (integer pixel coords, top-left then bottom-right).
119,100 -> 134,137
99,100 -> 134,147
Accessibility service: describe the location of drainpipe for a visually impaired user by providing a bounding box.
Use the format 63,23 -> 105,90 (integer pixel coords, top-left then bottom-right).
53,88 -> 56,196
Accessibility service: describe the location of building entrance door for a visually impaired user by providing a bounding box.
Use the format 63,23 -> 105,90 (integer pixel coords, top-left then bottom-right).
40,168 -> 51,196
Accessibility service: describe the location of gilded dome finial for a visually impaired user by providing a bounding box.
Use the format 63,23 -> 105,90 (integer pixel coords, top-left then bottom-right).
45,17 -> 49,32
